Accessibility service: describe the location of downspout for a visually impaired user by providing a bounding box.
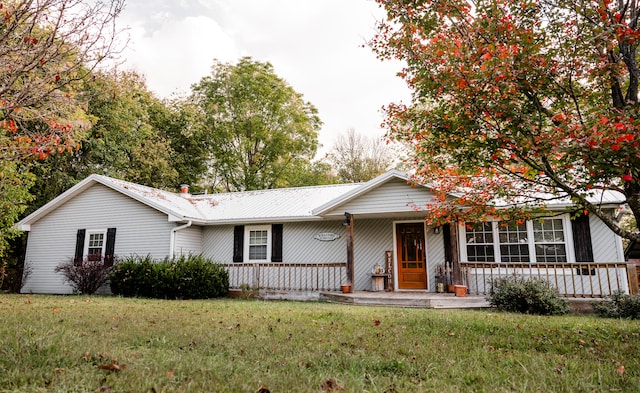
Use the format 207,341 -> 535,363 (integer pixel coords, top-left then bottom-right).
170,220 -> 192,258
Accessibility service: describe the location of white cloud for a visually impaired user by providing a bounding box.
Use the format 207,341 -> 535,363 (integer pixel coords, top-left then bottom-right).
117,0 -> 410,153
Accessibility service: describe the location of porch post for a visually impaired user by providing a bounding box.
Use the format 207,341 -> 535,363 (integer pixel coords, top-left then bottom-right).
450,222 -> 461,285
345,212 -> 354,287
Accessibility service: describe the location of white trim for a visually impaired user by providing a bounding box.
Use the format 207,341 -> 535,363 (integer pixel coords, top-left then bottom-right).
312,170 -> 411,215
244,225 -> 272,263
459,214 -> 576,263
85,229 -> 107,259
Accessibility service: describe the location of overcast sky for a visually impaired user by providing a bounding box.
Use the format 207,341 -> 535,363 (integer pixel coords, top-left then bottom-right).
116,0 -> 410,155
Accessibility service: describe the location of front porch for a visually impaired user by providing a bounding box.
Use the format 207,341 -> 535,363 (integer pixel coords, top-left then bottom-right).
319,291 -> 489,308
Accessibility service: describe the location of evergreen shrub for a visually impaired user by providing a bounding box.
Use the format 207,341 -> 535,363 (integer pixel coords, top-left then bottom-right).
593,292 -> 640,319
488,276 -> 569,315
110,254 -> 229,299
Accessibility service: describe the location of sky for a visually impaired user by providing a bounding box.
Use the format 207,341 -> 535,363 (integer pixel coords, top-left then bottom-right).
116,0 -> 410,155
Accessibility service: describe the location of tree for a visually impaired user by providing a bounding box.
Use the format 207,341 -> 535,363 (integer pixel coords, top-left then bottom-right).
0,0 -> 124,257
28,70 -> 179,212
327,128 -> 398,183
156,99 -> 211,193
277,158 -> 338,187
191,57 -> 322,192
372,0 -> 640,243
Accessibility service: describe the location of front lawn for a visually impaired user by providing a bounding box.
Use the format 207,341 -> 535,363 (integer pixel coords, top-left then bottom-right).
0,295 -> 637,392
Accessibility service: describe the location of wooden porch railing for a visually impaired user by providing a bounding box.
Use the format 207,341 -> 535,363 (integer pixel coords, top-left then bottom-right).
460,262 -> 636,298
222,262 -> 347,292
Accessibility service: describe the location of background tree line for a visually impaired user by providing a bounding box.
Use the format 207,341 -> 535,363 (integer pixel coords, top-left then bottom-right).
0,1 -> 399,291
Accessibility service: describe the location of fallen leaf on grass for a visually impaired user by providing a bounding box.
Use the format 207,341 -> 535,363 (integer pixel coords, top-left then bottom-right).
166,370 -> 174,378
373,320 -> 381,326
617,365 -> 625,376
256,384 -> 270,393
98,363 -> 127,372
553,364 -> 565,374
321,378 -> 344,392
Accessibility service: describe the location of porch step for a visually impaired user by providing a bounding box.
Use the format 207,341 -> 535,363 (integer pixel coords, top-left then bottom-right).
320,291 -> 490,309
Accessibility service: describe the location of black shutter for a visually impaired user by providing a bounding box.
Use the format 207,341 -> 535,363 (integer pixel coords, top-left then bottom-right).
571,214 -> 594,262
74,229 -> 86,265
442,224 -> 454,285
572,214 -> 595,275
442,224 -> 453,264
271,224 -> 283,262
104,228 -> 117,267
233,225 -> 244,263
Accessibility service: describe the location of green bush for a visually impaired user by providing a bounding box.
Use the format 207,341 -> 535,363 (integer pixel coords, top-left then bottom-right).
109,254 -> 159,297
110,254 -> 229,299
488,276 -> 569,315
593,292 -> 640,319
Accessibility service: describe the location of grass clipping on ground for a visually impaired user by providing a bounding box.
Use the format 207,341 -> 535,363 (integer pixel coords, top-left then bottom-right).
0,295 -> 638,392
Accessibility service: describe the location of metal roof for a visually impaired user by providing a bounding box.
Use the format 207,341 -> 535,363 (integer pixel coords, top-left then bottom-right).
15,170 -> 628,230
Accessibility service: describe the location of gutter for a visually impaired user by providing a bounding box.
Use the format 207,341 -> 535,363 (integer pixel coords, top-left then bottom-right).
169,220 -> 192,258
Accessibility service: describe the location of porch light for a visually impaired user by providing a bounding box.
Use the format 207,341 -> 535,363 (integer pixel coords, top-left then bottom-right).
342,212 -> 352,226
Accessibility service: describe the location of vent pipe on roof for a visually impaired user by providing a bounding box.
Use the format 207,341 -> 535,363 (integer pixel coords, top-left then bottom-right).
180,184 -> 189,197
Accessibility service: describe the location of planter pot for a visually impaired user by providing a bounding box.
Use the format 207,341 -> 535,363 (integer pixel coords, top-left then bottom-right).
340,284 -> 352,294
454,285 -> 467,297
448,284 -> 455,293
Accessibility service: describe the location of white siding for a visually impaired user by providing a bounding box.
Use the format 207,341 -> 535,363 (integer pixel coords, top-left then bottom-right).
201,226 -> 234,262
589,214 -> 625,262
202,222 -> 347,264
327,178 -> 436,216
282,221 -> 346,263
174,226 -> 203,256
22,184 -> 173,294
201,219 -> 445,292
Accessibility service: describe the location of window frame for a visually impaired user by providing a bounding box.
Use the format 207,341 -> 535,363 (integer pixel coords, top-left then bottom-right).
244,225 -> 272,263
85,229 -> 107,261
460,215 -> 576,264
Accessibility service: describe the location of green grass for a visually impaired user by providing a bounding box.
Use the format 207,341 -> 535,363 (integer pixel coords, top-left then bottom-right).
0,295 -> 638,392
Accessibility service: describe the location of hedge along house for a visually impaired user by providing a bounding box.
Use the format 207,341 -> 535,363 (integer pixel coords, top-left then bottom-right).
16,170 -> 635,298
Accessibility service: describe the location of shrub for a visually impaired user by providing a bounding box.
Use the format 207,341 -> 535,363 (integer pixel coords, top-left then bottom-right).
55,257 -> 113,295
110,254 -> 229,299
1,257 -> 31,293
488,276 -> 569,316
593,292 -> 640,319
109,254 -> 159,297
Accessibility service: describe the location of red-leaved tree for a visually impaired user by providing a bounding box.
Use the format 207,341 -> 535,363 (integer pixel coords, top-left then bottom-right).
372,0 -> 640,243
0,0 -> 124,256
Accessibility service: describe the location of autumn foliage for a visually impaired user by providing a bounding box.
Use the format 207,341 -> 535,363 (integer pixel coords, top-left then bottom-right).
372,0 -> 640,242
0,0 -> 124,256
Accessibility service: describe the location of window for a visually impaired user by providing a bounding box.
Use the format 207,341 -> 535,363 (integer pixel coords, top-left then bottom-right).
74,228 -> 116,266
498,221 -> 530,262
86,231 -> 105,261
533,219 -> 567,263
233,224 -> 283,263
245,225 -> 271,262
465,222 -> 494,262
462,217 -> 572,264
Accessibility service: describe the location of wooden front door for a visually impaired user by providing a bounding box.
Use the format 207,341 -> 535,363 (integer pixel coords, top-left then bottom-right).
396,223 -> 427,289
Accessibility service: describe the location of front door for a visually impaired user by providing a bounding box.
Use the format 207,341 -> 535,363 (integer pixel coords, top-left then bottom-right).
396,223 -> 427,289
